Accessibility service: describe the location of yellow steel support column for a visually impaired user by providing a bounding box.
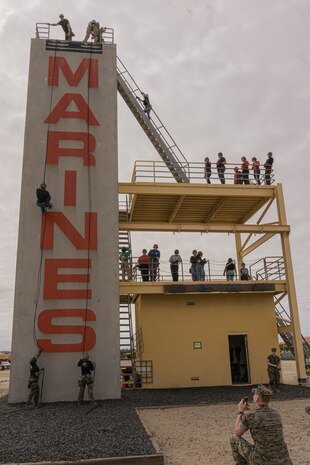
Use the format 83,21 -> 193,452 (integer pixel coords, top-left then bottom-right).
235,232 -> 243,277
275,184 -> 307,383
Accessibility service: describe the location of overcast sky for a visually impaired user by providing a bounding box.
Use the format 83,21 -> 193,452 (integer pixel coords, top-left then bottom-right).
0,0 -> 309,349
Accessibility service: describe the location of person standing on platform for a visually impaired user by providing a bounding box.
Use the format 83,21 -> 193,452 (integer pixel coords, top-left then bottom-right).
241,156 -> 250,184
197,251 -> 207,281
190,250 -> 199,281
251,157 -> 261,185
169,250 -> 182,281
267,347 -> 281,391
49,14 -> 74,41
119,246 -> 132,281
240,262 -> 250,280
137,249 -> 150,282
36,182 -> 52,213
234,167 -> 242,184
230,385 -> 292,465
224,258 -> 236,281
136,92 -> 152,119
216,152 -> 226,184
204,157 -> 212,184
27,349 -> 44,406
148,244 -> 160,281
264,152 -> 274,185
77,354 -> 95,405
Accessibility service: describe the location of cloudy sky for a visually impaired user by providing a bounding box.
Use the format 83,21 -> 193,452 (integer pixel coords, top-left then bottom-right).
0,0 -> 309,349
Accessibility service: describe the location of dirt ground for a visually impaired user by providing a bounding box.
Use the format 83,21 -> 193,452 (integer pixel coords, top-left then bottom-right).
1,362 -> 309,464
139,399 -> 310,465
139,362 -> 310,465
0,370 -> 10,397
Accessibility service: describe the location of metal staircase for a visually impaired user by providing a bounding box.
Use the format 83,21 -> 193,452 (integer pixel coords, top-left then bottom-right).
117,57 -> 190,183
275,300 -> 310,366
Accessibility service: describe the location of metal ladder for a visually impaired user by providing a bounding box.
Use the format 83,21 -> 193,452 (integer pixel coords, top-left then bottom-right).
275,300 -> 310,365
117,57 -> 190,183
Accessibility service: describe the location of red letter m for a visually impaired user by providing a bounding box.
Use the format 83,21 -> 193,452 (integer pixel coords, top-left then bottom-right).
48,57 -> 98,88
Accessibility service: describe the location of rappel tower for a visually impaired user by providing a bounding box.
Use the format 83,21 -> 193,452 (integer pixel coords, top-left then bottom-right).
9,27 -> 309,403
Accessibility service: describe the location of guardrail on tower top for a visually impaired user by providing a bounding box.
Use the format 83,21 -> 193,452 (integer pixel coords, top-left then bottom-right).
35,23 -> 114,44
131,160 -> 275,185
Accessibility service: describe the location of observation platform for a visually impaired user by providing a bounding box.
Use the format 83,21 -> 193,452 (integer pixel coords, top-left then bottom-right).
119,280 -> 287,298
119,182 -> 287,233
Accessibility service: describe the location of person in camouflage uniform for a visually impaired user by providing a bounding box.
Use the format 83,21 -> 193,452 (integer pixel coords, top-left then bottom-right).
77,353 -> 95,404
27,349 -> 44,406
267,347 -> 281,390
230,385 -> 292,465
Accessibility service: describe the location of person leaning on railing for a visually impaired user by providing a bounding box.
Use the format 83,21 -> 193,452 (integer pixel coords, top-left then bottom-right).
241,156 -> 250,185
189,250 -> 199,281
49,14 -> 74,41
251,157 -> 261,185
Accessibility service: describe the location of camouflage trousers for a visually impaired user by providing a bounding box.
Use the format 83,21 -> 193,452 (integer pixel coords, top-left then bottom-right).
78,375 -> 94,402
28,379 -> 40,405
268,367 -> 280,387
230,435 -> 254,465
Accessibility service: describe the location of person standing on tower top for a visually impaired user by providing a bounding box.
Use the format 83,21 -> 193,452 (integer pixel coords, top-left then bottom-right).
49,14 -> 74,41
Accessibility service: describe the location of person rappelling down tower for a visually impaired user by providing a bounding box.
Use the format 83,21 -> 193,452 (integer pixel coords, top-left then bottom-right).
36,182 -> 52,213
27,349 -> 44,406
77,354 -> 96,405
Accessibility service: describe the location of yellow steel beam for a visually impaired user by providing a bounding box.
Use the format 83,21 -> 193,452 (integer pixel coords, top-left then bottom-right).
256,197 -> 275,225
235,232 -> 243,272
275,183 -> 307,382
119,222 -> 290,233
277,325 -> 293,334
240,198 -> 270,224
119,182 -> 275,198
169,195 -> 185,223
242,233 -> 276,257
204,197 -> 227,222
274,292 -> 287,306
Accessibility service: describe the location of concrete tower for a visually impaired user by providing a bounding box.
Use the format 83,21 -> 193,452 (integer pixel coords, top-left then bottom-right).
9,38 -> 120,402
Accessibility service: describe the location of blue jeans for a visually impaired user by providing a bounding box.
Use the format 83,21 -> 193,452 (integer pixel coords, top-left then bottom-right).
191,264 -> 198,281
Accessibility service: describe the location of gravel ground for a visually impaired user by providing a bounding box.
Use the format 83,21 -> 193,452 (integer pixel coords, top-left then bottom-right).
0,384 -> 310,464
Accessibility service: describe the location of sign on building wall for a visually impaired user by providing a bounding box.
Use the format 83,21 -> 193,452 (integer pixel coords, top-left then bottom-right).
9,39 -> 120,402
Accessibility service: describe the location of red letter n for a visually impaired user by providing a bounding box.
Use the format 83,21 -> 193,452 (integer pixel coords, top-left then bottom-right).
48,57 -> 98,88
46,131 -> 96,166
44,258 -> 91,300
41,212 -> 97,250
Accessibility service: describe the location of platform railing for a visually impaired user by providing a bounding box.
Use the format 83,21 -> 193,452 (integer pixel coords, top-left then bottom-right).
131,160 -> 275,185
36,23 -> 50,39
119,256 -> 287,283
35,22 -> 114,44
249,256 -> 285,281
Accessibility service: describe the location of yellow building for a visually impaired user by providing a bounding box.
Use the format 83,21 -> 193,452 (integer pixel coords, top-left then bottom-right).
119,180 -> 308,388
116,58 -> 308,389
